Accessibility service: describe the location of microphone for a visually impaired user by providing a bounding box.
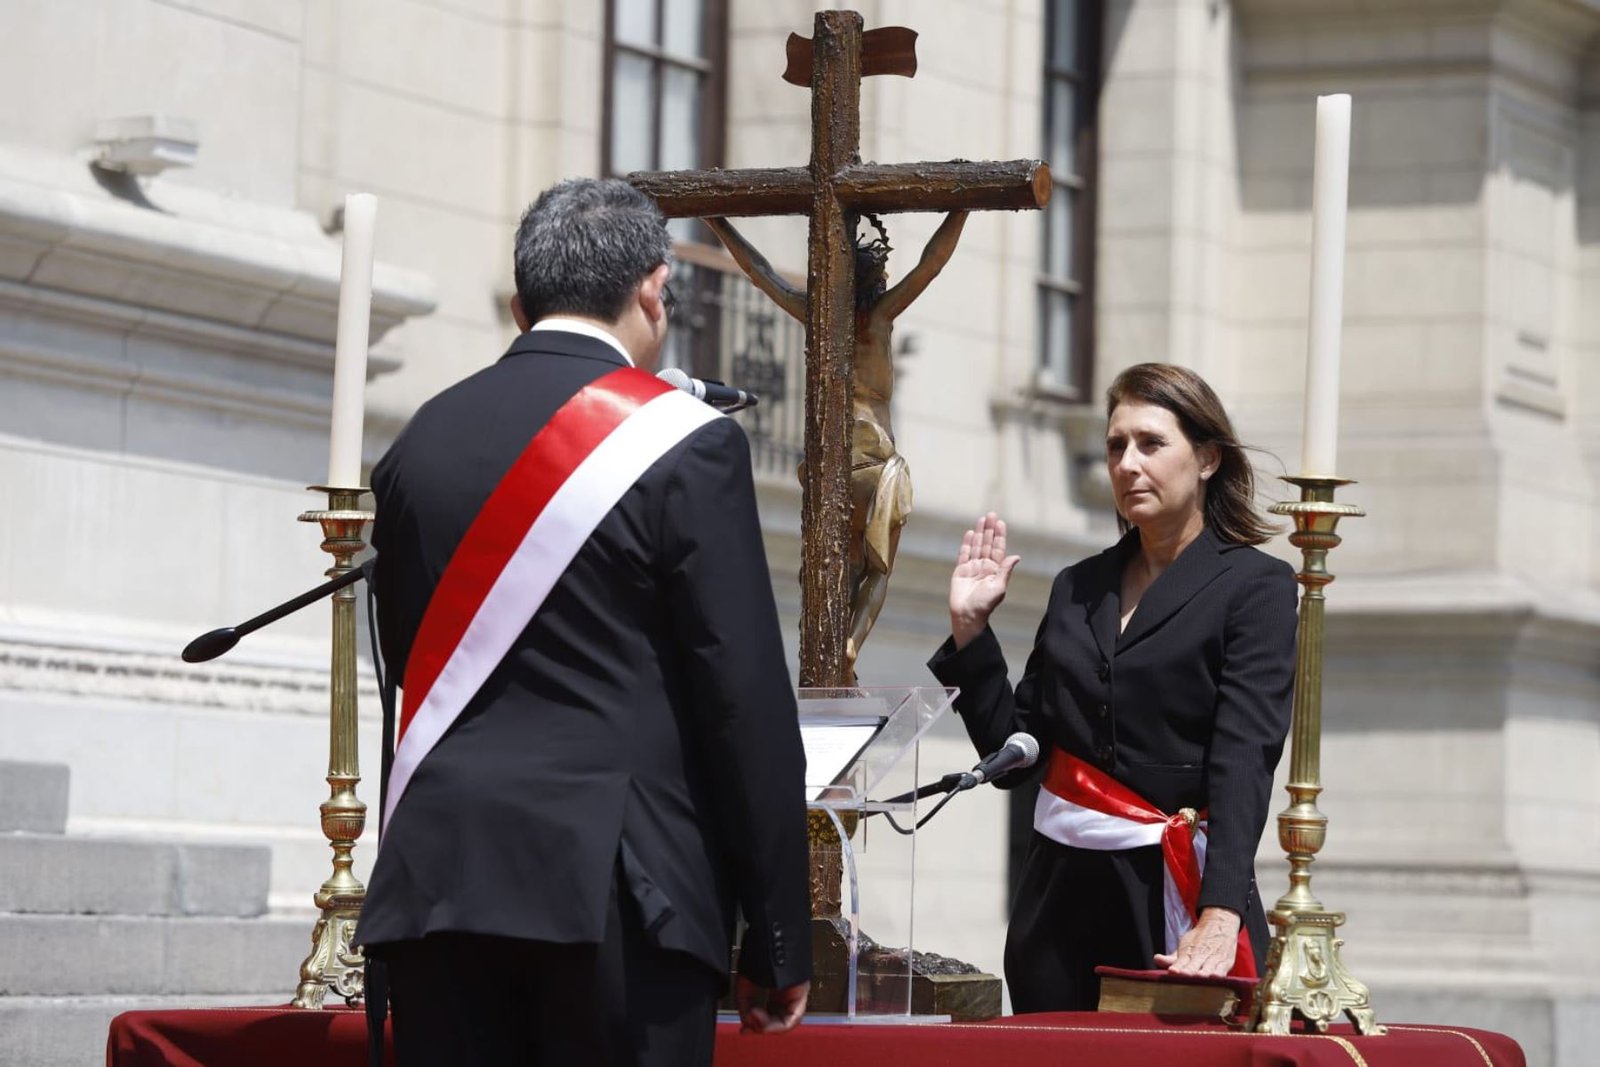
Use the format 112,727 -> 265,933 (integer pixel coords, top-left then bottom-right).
865,737 -> 1038,835
182,559 -> 374,663
957,732 -> 1040,790
656,367 -> 759,412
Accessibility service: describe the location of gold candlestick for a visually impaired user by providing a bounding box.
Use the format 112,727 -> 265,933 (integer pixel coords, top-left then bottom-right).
1251,476 -> 1382,1036
291,486 -> 372,1009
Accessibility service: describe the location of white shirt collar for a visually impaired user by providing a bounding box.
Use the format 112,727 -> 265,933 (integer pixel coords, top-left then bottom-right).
527,317 -> 634,366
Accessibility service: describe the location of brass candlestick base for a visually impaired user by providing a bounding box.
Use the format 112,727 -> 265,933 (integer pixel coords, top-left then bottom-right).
291,486 -> 373,1009
1251,476 -> 1384,1036
1255,909 -> 1380,1035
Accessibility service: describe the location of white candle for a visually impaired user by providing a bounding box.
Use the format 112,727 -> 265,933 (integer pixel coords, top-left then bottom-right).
327,192 -> 378,488
1301,94 -> 1351,478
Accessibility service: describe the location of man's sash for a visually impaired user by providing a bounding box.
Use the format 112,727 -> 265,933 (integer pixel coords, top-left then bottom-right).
1037,747 -> 1255,977
382,367 -> 720,832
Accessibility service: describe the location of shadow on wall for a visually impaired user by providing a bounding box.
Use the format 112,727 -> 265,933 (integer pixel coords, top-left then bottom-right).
1226,4 -> 1594,222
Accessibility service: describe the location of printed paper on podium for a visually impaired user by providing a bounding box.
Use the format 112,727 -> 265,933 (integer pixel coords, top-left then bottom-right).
800,716 -> 885,803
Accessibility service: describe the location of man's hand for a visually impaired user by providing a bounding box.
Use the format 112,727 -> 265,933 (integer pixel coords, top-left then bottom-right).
735,976 -> 810,1034
1154,907 -> 1241,978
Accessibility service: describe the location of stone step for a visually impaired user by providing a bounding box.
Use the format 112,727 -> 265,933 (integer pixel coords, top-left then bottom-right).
0,914 -> 316,997
0,760 -> 69,833
0,696 -> 383,911
0,993 -> 286,1067
0,833 -> 270,917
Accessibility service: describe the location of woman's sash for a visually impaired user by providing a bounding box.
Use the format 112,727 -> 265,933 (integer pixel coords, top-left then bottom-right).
1037,747 -> 1255,977
383,367 -> 720,831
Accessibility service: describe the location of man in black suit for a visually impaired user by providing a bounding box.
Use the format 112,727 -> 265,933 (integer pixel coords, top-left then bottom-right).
356,178 -> 812,1066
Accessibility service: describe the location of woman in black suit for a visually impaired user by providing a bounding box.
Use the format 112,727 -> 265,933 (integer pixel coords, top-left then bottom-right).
929,363 -> 1298,1012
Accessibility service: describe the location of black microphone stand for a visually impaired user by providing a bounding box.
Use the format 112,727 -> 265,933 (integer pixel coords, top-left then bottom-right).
181,559 -> 373,662
878,772 -> 968,806
867,772 -> 974,836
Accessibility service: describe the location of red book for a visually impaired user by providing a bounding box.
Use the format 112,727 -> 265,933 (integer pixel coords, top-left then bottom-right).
1093,966 -> 1259,1019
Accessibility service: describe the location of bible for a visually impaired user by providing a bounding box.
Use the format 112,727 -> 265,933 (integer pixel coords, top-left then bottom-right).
1094,966 -> 1258,1020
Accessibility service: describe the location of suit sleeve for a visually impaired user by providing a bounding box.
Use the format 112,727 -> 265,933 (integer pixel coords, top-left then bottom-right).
1196,561 -> 1299,915
926,574 -> 1060,789
368,447 -> 411,680
658,418 -> 812,990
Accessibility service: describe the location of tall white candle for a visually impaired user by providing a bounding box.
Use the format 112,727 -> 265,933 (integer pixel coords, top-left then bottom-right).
327,192 -> 377,488
1301,94 -> 1351,478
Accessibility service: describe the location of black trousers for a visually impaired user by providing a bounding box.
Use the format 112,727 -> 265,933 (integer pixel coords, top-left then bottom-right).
381,877 -> 723,1066
1004,835 -> 1270,1013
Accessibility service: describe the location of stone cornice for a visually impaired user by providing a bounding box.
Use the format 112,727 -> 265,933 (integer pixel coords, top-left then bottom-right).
1236,0 -> 1600,103
0,145 -> 435,373
0,280 -> 339,430
1235,0 -> 1600,40
1313,571 -> 1600,695
1327,570 -> 1600,628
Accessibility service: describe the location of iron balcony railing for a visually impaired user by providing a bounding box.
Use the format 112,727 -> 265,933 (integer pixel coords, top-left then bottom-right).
664,244 -> 806,481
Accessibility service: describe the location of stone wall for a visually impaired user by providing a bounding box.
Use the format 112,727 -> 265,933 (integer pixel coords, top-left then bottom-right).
0,2 -> 1596,1059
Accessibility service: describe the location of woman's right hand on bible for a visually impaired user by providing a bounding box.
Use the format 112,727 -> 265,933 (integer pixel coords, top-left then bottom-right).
949,512 -> 1021,650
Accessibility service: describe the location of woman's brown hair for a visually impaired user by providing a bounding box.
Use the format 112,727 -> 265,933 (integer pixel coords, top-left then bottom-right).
1104,363 -> 1277,545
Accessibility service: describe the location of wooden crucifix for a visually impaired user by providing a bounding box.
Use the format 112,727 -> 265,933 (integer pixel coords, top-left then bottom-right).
631,10 -> 1051,690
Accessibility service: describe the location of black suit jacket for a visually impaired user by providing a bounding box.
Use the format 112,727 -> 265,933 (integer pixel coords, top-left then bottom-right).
355,329 -> 812,991
930,526 -> 1297,915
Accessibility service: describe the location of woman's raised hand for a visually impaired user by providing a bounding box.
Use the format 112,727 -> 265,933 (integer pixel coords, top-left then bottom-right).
949,513 -> 1022,650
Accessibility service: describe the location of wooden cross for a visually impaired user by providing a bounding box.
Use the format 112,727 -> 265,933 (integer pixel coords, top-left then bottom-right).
631,10 -> 1050,689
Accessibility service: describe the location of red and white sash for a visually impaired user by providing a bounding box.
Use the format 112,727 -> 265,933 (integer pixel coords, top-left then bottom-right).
1036,747 -> 1255,977
382,367 -> 720,831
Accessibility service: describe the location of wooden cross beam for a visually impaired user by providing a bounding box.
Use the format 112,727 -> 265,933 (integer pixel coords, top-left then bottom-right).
630,10 -> 1051,689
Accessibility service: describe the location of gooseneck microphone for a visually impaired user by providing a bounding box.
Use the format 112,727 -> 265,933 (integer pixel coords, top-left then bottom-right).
870,732 -> 1042,836
877,733 -> 1041,806
957,732 -> 1041,790
182,559 -> 374,663
656,367 -> 759,413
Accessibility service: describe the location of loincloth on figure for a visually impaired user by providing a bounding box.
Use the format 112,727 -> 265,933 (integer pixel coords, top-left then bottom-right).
849,415 -> 912,576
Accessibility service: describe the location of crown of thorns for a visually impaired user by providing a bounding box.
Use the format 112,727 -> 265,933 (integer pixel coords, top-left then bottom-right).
855,214 -> 892,268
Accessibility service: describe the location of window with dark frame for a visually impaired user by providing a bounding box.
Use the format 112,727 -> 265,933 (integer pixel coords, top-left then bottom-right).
604,0 -> 729,377
603,0 -> 727,214
1037,0 -> 1100,401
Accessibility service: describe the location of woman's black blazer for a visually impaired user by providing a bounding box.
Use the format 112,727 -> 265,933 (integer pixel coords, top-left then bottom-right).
930,525 -> 1299,915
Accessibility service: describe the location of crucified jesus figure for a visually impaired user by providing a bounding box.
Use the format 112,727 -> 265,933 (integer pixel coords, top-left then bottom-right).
706,210 -> 969,681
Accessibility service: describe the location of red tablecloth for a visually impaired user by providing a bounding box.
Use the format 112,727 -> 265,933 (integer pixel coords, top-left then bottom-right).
106,1005 -> 1524,1067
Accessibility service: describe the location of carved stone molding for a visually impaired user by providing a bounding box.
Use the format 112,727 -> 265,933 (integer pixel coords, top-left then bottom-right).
0,638 -> 378,718
0,144 -> 436,368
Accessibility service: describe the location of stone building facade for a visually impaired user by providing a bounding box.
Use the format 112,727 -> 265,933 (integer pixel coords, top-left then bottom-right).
0,1 -> 1595,1064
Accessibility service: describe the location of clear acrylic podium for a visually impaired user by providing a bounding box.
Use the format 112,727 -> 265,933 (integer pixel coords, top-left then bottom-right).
798,685 -> 958,1021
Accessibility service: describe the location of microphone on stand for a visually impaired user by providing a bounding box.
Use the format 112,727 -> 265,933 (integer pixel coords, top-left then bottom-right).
956,732 -> 1041,791
181,559 -> 374,662
656,367 -> 759,413
869,733 -> 1042,835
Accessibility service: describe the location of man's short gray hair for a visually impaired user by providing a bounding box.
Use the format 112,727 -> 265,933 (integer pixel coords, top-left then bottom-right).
513,178 -> 673,324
